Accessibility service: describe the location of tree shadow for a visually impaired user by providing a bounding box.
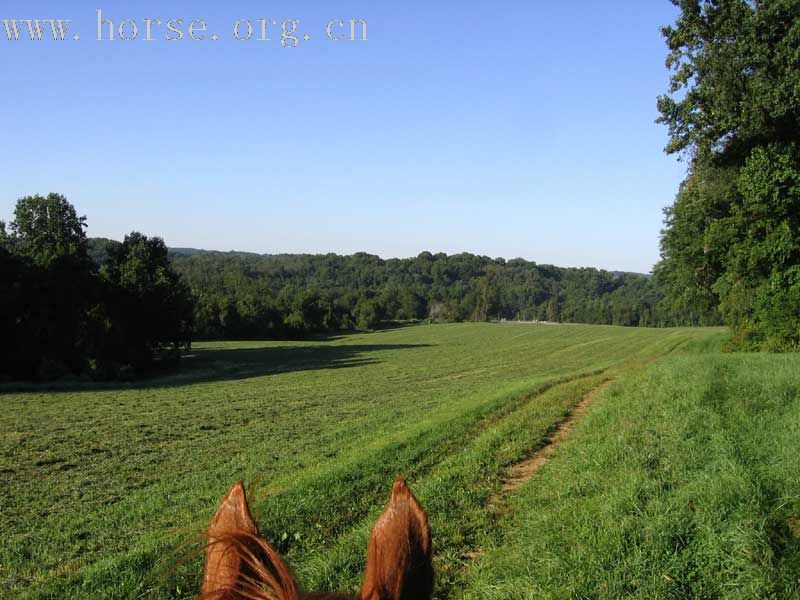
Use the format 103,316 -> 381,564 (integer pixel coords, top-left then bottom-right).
0,343 -> 432,394
172,343 -> 430,385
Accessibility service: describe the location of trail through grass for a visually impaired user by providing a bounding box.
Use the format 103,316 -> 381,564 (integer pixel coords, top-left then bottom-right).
1,323 -> 723,598
459,353 -> 800,599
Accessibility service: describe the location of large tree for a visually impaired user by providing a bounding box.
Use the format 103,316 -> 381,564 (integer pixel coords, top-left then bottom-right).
4,194 -> 96,375
98,232 -> 194,370
10,193 -> 90,268
655,0 -> 800,349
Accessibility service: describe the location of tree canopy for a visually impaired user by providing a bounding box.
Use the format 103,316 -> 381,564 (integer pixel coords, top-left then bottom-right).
1,195 -> 194,380
655,0 -> 800,349
159,249 -> 679,340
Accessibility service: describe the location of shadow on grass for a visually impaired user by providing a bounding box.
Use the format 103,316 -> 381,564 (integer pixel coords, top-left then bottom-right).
0,342 -> 432,394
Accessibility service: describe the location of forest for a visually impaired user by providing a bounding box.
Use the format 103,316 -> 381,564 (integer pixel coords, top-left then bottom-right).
161,247 -> 681,339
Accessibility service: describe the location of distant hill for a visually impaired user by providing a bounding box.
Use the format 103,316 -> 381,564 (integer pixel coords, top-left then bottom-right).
90,240 -> 269,264
169,247 -> 268,259
90,239 -> 652,279
87,238 -> 668,334
169,247 -> 210,256
162,244 -> 652,278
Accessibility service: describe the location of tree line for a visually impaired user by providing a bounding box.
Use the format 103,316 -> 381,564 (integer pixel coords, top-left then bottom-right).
654,0 -> 800,350
1,194 -> 193,380
159,249 -> 675,340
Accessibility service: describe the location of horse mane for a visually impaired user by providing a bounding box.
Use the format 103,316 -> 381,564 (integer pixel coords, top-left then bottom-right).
198,530 -> 301,600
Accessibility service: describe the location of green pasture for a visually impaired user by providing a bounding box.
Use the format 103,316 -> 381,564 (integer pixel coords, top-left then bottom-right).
6,322 -> 780,599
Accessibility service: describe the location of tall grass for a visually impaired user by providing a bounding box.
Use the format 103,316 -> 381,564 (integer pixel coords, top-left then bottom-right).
460,353 -> 800,599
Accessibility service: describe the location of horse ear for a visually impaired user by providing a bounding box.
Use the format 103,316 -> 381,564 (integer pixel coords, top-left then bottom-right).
359,479 -> 434,600
201,481 -> 259,595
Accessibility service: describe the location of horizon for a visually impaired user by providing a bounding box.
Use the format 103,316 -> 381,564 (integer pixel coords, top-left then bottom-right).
1,1 -> 686,273
95,237 -> 654,274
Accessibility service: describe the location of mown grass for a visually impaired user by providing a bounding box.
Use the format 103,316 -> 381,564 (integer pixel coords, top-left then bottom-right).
460,353 -> 800,599
1,323 -> 723,599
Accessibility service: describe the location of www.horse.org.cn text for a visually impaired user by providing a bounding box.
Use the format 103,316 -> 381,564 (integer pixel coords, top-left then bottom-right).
2,9 -> 368,47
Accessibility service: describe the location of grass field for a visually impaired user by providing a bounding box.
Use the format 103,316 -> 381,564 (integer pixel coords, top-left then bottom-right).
460,353 -> 800,599
5,322 -> 795,599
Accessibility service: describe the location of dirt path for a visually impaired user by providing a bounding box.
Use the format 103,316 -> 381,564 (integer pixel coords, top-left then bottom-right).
492,378 -> 614,504
460,379 -> 615,565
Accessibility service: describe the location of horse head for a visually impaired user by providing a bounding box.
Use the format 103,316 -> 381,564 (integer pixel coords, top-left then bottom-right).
200,479 -> 433,600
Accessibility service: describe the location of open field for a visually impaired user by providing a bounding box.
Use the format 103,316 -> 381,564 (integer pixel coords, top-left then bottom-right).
3,322 -> 780,599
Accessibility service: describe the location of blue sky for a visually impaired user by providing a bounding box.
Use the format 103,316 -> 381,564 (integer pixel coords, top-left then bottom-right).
0,1 -> 686,273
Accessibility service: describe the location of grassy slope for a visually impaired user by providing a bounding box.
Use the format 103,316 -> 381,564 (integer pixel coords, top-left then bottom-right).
1,324 -> 720,599
460,353 -> 800,599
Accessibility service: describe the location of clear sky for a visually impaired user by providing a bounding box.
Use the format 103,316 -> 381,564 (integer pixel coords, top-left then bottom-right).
1,1 -> 686,273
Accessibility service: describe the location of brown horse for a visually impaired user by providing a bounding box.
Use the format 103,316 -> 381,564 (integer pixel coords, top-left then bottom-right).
199,479 -> 434,600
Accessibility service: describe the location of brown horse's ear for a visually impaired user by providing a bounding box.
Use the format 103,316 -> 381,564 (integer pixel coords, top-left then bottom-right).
359,479 -> 434,600
201,481 -> 259,596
